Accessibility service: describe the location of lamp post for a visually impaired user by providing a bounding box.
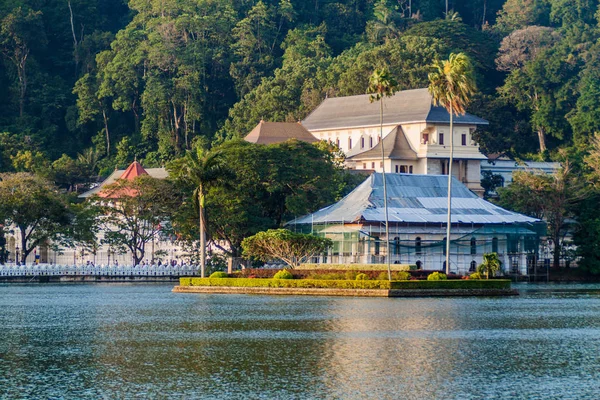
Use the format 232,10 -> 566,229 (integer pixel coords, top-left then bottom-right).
15,245 -> 20,265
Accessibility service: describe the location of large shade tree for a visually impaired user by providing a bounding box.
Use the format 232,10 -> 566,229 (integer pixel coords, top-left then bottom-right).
95,175 -> 181,266
242,229 -> 332,268
0,173 -> 71,264
428,52 -> 476,274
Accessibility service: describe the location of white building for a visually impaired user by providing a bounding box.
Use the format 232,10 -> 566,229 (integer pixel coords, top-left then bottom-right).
480,156 -> 561,188
288,173 -> 545,275
302,88 -> 489,195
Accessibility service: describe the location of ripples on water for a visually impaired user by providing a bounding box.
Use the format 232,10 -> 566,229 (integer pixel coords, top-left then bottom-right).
1,283 -> 600,399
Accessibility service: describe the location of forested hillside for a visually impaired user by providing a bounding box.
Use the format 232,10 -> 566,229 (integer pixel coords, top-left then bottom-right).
3,0 -> 599,177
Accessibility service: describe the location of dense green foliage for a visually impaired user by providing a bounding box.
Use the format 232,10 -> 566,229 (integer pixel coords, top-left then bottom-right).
3,0 -> 595,172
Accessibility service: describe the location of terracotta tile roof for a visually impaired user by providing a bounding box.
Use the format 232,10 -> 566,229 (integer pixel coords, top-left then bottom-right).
118,161 -> 148,180
79,163 -> 167,199
244,120 -> 318,144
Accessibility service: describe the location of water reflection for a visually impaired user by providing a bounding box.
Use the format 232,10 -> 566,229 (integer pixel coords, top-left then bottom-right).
1,283 -> 600,399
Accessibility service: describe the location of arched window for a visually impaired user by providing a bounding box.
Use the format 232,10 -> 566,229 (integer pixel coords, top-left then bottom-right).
361,137 -> 365,148
492,237 -> 498,253
470,260 -> 477,272
470,237 -> 477,255
415,237 -> 422,256
369,137 -> 373,147
348,137 -> 352,150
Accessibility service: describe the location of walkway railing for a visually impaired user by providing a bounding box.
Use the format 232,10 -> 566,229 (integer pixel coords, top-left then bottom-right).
0,264 -> 199,277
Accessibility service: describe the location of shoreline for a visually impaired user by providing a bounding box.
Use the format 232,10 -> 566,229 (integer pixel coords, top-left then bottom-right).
173,285 -> 518,297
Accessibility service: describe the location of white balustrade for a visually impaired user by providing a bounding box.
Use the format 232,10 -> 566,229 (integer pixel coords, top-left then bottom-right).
0,264 -> 199,277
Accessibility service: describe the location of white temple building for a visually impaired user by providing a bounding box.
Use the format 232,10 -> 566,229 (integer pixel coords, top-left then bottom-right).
302,88 -> 489,195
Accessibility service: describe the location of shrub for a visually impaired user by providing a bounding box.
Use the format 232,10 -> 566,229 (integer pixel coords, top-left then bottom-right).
209,271 -> 229,278
355,273 -> 369,280
273,269 -> 294,279
344,270 -> 359,280
427,272 -> 447,281
469,272 -> 483,280
393,271 -> 412,281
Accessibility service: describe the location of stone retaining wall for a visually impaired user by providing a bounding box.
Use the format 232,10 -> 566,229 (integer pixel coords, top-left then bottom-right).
173,285 -> 518,297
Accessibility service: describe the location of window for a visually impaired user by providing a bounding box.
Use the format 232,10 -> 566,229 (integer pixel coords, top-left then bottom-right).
374,236 -> 380,255
380,161 -> 383,168
409,166 -> 413,174
442,237 -> 447,256
336,138 -> 340,147
470,260 -> 477,272
348,138 -> 352,149
415,237 -> 422,256
369,137 -> 373,147
422,133 -> 429,144
471,237 -> 476,255
361,137 -> 365,148
363,163 -> 366,169
371,162 -> 375,169
416,260 -> 422,269
378,136 -> 381,143
439,133 -> 444,145
492,237 -> 498,253
400,165 -> 407,173
441,160 -> 446,175
462,134 -> 467,146
394,237 -> 400,255
395,165 -> 399,173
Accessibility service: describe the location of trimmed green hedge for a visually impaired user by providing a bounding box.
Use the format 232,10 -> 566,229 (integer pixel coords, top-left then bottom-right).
181,277 -> 392,289
298,263 -> 417,271
389,280 -> 511,290
179,278 -> 511,290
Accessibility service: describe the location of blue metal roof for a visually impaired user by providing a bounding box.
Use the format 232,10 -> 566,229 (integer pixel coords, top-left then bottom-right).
287,173 -> 538,226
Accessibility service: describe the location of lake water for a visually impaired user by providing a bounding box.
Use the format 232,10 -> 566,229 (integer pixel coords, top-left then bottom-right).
1,283 -> 600,399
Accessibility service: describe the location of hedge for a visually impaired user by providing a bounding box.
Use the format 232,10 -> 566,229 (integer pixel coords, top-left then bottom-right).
297,263 -> 417,271
181,277 -> 392,289
179,278 -> 511,290
389,280 -> 511,290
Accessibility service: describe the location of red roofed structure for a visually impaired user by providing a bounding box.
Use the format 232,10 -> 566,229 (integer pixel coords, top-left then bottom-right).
118,161 -> 148,180
97,161 -> 150,198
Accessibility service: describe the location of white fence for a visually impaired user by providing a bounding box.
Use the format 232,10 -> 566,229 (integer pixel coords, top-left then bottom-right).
0,264 -> 199,277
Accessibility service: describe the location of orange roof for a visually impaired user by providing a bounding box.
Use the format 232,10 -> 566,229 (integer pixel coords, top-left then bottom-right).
119,161 -> 148,180
98,161 -> 149,198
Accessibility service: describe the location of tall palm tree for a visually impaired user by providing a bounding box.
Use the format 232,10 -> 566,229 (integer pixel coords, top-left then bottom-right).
169,147 -> 227,277
428,52 -> 476,275
368,68 -> 398,281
